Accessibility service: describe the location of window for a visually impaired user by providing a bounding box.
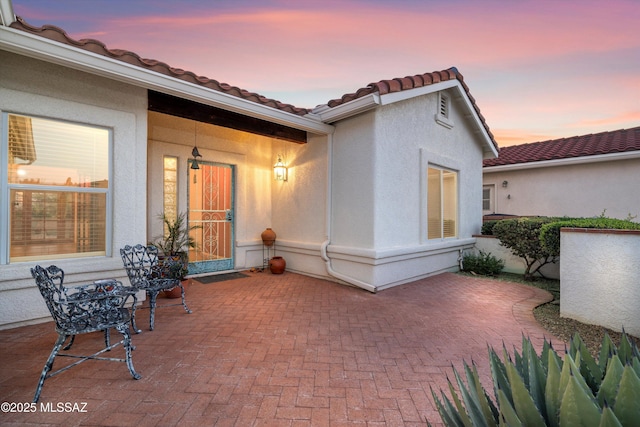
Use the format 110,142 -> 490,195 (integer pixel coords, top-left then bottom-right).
482,185 -> 494,213
3,113 -> 110,262
427,166 -> 457,239
163,156 -> 178,226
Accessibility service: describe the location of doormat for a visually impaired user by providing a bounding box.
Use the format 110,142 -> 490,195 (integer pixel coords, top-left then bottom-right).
194,272 -> 249,284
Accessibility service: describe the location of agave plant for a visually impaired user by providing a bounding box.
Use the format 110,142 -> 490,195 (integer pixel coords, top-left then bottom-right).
430,331 -> 640,426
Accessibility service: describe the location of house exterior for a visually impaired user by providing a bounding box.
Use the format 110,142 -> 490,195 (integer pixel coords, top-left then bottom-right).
0,0 -> 498,329
483,127 -> 640,220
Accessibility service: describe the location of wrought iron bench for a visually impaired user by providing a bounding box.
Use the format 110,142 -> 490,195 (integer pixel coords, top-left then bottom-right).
120,244 -> 192,331
30,265 -> 141,403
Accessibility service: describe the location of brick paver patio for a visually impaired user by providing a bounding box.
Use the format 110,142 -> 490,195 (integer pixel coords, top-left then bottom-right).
0,271 -> 561,426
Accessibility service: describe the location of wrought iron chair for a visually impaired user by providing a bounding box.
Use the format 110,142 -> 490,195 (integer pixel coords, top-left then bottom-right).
30,265 -> 141,403
120,244 -> 192,331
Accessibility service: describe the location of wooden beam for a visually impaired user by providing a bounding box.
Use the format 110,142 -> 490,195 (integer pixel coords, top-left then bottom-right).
148,91 -> 307,144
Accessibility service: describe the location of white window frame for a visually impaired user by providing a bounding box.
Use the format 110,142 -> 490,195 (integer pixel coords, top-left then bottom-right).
427,164 -> 458,240
483,184 -> 495,214
1,112 -> 113,264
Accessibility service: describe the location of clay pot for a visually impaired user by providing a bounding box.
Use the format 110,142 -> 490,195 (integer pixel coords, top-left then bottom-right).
164,279 -> 189,298
261,228 -> 276,246
269,256 -> 286,274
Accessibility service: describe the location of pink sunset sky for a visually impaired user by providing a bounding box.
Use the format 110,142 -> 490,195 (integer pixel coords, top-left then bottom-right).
11,0 -> 640,147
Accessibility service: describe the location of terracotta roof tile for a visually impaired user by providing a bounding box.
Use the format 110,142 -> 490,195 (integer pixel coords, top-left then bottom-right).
9,16 -> 497,151
483,126 -> 640,167
10,17 -> 311,116
327,67 -> 497,150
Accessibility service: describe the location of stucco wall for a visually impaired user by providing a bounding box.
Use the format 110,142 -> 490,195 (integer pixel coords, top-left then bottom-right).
327,89 -> 486,289
0,51 -> 148,329
483,158 -> 640,220
560,228 -> 640,337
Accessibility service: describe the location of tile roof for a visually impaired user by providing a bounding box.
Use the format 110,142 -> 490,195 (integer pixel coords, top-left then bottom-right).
327,68 -> 498,150
9,16 -> 497,150
10,17 -> 311,116
483,126 -> 640,167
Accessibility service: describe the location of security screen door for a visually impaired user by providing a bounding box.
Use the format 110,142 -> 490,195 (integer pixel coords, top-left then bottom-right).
188,161 -> 234,274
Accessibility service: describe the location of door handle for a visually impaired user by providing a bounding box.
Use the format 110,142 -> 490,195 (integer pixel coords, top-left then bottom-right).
225,210 -> 233,221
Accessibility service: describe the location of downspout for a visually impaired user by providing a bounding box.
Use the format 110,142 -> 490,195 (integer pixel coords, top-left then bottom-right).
321,133 -> 377,293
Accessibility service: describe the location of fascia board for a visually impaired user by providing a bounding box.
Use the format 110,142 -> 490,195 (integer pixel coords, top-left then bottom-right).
312,93 -> 380,123
377,79 -> 459,105
0,26 -> 334,135
483,150 -> 640,173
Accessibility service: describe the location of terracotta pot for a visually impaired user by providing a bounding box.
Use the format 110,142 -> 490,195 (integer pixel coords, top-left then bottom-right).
269,256 -> 286,274
261,228 -> 276,247
164,279 -> 189,298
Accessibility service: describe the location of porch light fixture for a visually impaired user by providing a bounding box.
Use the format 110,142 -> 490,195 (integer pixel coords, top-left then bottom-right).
191,146 -> 202,170
273,155 -> 288,181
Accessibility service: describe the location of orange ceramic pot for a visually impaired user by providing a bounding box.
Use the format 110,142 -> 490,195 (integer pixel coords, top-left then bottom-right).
261,228 -> 276,246
164,279 -> 188,298
269,256 -> 286,274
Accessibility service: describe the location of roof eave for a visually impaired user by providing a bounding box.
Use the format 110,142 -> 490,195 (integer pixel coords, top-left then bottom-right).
483,149 -> 640,173
0,25 -> 334,135
312,79 -> 498,158
311,93 -> 381,123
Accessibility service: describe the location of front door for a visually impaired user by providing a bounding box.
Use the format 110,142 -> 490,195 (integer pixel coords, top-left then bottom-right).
188,161 -> 234,274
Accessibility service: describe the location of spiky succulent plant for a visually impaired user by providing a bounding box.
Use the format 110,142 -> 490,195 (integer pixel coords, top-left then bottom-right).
430,332 -> 640,426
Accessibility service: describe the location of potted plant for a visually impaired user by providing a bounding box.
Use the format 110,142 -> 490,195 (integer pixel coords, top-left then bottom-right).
152,212 -> 199,297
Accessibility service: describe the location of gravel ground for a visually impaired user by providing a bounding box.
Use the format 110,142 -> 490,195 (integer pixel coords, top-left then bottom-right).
459,272 -> 640,358
533,302 -> 640,357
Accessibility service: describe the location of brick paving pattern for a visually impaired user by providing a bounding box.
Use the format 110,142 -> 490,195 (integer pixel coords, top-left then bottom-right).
0,271 -> 561,426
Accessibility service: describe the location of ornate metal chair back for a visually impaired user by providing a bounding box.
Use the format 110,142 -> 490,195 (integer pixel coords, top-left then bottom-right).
120,244 -> 160,289
30,265 -> 71,331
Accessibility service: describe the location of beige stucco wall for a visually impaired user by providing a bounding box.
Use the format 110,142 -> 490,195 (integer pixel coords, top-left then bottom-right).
483,158 -> 640,220
0,51 -> 148,329
560,229 -> 640,337
329,89 -> 486,289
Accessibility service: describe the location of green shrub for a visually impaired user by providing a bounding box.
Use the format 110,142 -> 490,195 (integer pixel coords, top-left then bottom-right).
541,217 -> 640,256
492,217 -> 557,280
430,332 -> 640,427
462,250 -> 504,276
481,220 -> 499,235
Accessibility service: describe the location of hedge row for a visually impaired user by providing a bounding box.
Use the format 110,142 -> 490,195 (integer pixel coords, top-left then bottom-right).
483,216 -> 640,256
540,217 -> 640,256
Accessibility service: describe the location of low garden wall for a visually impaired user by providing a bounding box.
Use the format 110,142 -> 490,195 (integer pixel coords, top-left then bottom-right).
560,228 -> 640,337
473,235 -> 559,279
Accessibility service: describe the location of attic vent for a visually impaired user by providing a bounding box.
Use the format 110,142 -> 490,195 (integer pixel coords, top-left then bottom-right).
435,92 -> 454,129
439,94 -> 449,118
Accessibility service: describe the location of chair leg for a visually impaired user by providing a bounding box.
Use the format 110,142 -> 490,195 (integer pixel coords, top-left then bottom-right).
130,294 -> 141,334
33,334 -> 67,403
179,283 -> 192,314
62,334 -> 75,351
104,329 -> 111,349
114,323 -> 141,380
148,291 -> 158,331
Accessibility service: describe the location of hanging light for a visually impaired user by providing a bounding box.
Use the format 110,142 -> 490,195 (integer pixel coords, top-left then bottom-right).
191,146 -> 202,170
273,155 -> 288,181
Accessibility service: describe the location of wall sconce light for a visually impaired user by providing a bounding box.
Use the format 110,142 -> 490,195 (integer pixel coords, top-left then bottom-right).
191,146 -> 202,170
502,180 -> 508,188
273,155 -> 288,181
